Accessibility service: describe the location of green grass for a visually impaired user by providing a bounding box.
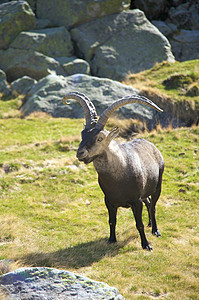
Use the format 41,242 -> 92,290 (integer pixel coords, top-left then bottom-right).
125,59 -> 199,109
0,98 -> 199,299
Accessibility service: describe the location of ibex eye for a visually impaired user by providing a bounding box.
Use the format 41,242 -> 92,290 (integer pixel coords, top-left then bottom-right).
97,137 -> 103,142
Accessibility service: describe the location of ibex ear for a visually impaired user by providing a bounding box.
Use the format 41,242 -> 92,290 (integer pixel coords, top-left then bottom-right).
107,127 -> 120,141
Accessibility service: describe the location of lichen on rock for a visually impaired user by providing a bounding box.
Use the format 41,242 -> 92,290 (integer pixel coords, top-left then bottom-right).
0,267 -> 124,299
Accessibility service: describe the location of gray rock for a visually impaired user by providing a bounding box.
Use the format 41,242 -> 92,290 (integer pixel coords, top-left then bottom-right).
0,69 -> 11,96
0,48 -> 67,82
21,73 -> 164,129
36,0 -> 130,29
168,2 -> 199,30
0,267 -> 124,299
166,22 -> 178,34
0,1 -> 36,50
35,18 -> 52,29
11,76 -> 37,96
170,30 -> 199,61
10,27 -> 74,57
25,0 -> 36,12
152,20 -> 173,37
71,10 -> 175,81
55,56 -> 90,75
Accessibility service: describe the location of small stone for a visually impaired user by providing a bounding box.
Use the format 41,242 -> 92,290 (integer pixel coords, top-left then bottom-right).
179,152 -> 185,156
178,188 -> 186,193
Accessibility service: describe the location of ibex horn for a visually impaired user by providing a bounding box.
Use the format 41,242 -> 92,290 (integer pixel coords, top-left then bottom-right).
63,92 -> 98,129
96,94 -> 163,130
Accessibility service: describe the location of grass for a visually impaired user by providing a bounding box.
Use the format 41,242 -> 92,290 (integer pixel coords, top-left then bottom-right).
0,97 -> 199,299
124,59 -> 199,110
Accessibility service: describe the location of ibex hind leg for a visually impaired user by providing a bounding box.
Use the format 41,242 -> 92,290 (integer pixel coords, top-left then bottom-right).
142,197 -> 152,227
150,188 -> 161,237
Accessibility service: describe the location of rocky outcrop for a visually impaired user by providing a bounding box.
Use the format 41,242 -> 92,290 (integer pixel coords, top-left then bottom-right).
21,74 -> 141,118
0,49 -> 67,82
11,76 -> 37,96
21,73 -> 182,129
0,0 -> 197,127
0,1 -> 175,86
0,1 -> 36,50
133,0 -> 199,61
10,26 -> 74,57
169,30 -> 199,62
0,267 -> 124,299
71,10 -> 174,80
36,0 -> 130,29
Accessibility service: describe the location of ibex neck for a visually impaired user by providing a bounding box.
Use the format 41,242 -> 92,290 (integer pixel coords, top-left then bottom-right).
93,140 -> 126,176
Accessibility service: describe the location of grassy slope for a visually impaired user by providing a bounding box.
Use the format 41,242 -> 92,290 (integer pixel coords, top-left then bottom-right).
124,59 -> 199,110
0,98 -> 198,299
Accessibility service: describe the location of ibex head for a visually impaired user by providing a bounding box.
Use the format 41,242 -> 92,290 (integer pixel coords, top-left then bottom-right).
63,91 -> 163,164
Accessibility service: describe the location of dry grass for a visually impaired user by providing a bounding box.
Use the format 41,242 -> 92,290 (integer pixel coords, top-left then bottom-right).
0,95 -> 198,299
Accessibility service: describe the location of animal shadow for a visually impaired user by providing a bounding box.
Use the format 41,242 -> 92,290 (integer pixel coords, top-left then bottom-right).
19,237 -> 132,269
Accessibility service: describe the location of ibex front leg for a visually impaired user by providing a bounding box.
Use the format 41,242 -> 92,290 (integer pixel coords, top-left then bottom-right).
105,197 -> 117,243
131,199 -> 152,251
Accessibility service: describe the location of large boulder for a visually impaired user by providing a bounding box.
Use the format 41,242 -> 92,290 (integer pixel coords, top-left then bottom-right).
10,27 -> 74,57
11,76 -> 37,96
168,2 -> 199,31
0,1 -> 36,50
36,0 -> 130,29
55,56 -> 90,76
21,73 -> 165,129
0,267 -> 124,299
0,49 -> 67,82
170,30 -> 199,61
71,10 -> 175,81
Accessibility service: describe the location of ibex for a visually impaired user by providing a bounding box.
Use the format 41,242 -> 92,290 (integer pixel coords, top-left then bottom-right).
63,92 -> 164,250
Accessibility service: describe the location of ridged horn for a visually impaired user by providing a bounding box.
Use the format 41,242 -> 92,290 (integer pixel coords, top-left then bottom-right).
63,92 -> 98,129
96,94 -> 163,130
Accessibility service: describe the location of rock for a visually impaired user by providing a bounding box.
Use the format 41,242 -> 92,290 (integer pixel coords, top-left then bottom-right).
178,188 -> 186,193
21,73 -> 163,129
168,2 -> 199,30
0,1 -> 36,50
71,10 -> 175,81
55,56 -> 90,75
170,30 -> 199,61
133,0 -> 169,20
0,69 -> 11,96
25,0 -> 36,12
35,18 -> 52,29
152,20 -> 173,37
11,76 -> 37,96
10,27 -> 73,57
0,48 -> 67,82
0,267 -> 124,299
36,0 -> 130,29
186,84 -> 199,97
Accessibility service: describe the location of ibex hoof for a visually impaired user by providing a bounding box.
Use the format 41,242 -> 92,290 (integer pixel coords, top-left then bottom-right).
153,230 -> 161,237
108,238 -> 117,244
143,244 -> 153,251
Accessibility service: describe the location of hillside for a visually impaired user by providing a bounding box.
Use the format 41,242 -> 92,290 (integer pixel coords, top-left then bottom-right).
125,59 -> 199,126
0,96 -> 198,299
